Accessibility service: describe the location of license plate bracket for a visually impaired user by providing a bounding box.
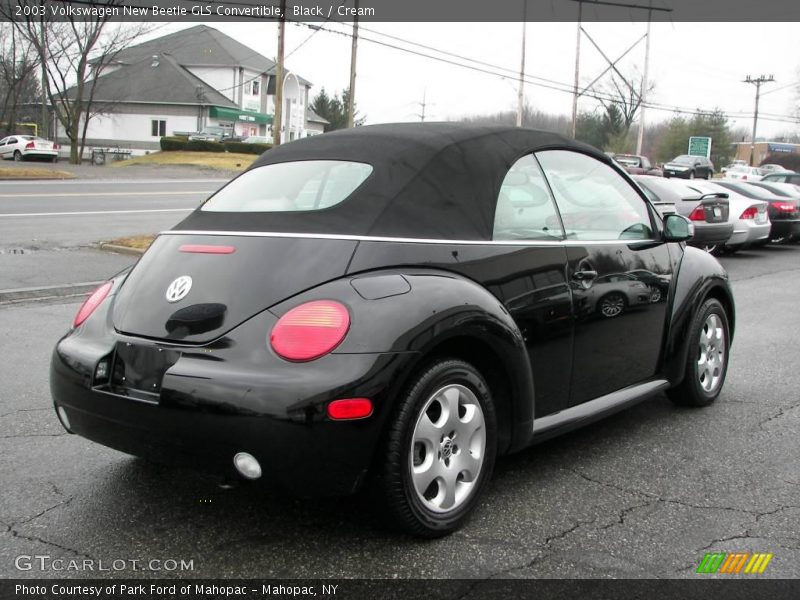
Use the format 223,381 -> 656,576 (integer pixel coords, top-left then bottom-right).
110,342 -> 180,399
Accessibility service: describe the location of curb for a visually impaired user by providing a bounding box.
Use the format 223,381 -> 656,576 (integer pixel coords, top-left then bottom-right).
98,243 -> 146,256
0,281 -> 103,305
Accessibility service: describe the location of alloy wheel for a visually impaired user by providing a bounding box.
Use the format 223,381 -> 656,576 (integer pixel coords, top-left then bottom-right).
649,286 -> 662,303
697,313 -> 726,393
410,384 -> 486,513
600,294 -> 625,318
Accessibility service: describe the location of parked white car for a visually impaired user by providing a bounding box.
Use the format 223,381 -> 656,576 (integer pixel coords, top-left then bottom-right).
685,181 -> 771,252
0,135 -> 60,162
721,160 -> 747,174
242,136 -> 271,145
723,165 -> 764,181
759,164 -> 791,174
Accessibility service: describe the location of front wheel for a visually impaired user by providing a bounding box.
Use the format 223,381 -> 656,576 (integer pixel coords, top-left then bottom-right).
381,359 -> 497,537
668,298 -> 730,407
689,170 -> 696,179
649,286 -> 662,303
598,292 -> 626,318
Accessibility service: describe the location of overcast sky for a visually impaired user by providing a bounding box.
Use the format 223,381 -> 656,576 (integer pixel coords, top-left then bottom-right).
145,21 -> 800,138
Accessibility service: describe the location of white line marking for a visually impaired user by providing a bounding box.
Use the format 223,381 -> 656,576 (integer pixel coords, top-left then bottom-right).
0,178 -> 227,185
0,208 -> 192,217
0,190 -> 213,198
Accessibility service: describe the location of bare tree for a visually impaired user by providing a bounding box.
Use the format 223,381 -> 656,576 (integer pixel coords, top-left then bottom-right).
4,3 -> 151,163
0,23 -> 40,135
594,70 -> 655,146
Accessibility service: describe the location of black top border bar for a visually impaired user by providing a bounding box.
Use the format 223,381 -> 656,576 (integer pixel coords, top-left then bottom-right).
0,0 -> 799,22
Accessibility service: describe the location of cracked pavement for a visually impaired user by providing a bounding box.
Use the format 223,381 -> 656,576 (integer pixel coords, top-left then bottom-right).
0,244 -> 798,579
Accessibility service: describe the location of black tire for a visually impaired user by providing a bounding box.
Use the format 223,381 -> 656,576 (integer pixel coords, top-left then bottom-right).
689,170 -> 696,180
381,358 -> 497,537
598,292 -> 627,318
13,150 -> 22,162
51,155 -> 58,163
649,285 -> 662,303
667,298 -> 730,407
706,171 -> 713,180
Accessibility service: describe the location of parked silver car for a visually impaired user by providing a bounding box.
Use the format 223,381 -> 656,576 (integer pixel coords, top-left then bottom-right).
633,175 -> 732,253
681,181 -> 771,252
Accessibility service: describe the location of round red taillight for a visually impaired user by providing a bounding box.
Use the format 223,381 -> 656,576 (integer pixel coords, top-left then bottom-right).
270,300 -> 350,361
73,282 -> 113,328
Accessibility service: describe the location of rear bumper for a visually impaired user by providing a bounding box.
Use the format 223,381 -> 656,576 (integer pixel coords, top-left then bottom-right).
688,223 -> 734,247
727,221 -> 771,246
50,312 -> 412,496
22,149 -> 58,158
769,219 -> 800,240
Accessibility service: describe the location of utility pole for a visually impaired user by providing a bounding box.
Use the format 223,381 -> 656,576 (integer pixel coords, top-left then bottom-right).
417,89 -> 427,122
570,1 -> 582,138
346,0 -> 359,128
516,1 -> 527,127
635,1 -> 652,155
36,21 -> 48,139
744,74 -> 774,166
272,0 -> 286,146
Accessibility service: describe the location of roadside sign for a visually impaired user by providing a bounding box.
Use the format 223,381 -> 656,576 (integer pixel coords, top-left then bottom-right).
688,136 -> 712,158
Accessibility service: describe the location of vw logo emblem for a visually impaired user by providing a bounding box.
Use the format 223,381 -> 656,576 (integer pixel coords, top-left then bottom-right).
165,275 -> 192,303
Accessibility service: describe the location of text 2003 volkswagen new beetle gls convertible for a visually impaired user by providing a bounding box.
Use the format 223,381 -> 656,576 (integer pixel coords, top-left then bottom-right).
51,124 -> 734,536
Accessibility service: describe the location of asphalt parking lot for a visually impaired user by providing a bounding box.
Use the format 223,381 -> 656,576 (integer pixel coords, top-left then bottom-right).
0,244 -> 798,580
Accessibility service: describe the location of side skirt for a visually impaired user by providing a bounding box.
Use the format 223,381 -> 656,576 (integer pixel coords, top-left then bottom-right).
531,379 -> 670,444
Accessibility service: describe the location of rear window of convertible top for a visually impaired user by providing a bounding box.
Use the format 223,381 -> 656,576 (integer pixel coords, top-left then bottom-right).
201,160 -> 373,213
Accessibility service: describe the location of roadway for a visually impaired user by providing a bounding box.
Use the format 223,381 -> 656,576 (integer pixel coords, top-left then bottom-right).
0,178 -> 227,290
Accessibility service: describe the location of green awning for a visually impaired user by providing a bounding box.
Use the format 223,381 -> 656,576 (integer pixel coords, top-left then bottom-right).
210,106 -> 272,125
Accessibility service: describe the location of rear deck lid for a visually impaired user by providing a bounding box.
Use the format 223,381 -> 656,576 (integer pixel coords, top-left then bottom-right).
698,198 -> 729,223
112,234 -> 357,343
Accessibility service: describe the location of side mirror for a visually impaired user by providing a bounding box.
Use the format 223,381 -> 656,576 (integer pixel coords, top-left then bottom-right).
664,214 -> 694,242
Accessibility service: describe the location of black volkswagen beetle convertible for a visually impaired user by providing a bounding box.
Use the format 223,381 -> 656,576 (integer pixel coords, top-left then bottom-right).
51,124 -> 734,536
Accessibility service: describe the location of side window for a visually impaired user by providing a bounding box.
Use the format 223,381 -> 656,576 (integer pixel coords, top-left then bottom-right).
536,150 -> 654,241
493,154 -> 564,241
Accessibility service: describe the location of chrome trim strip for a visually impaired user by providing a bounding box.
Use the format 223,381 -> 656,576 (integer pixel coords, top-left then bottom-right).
158,230 -> 656,247
532,379 -> 669,438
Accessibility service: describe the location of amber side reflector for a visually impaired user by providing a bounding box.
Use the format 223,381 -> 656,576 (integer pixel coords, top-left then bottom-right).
179,244 -> 236,254
327,398 -> 373,420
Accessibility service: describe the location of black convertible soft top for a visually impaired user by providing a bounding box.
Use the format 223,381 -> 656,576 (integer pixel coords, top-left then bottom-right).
175,122 -> 608,241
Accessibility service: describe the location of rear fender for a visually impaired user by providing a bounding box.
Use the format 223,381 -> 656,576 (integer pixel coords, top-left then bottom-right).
268,269 -> 535,452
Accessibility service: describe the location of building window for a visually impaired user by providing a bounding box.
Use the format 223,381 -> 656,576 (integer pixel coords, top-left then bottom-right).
151,119 -> 166,137
251,80 -> 260,95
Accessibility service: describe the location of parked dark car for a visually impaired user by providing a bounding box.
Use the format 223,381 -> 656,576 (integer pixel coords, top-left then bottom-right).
715,180 -> 800,243
633,175 -> 733,254
761,171 -> 800,186
50,124 -> 735,537
663,155 -> 715,180
188,126 -> 236,142
613,154 -> 663,177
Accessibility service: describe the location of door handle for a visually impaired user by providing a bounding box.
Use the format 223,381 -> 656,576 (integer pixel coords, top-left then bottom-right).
572,270 -> 598,281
